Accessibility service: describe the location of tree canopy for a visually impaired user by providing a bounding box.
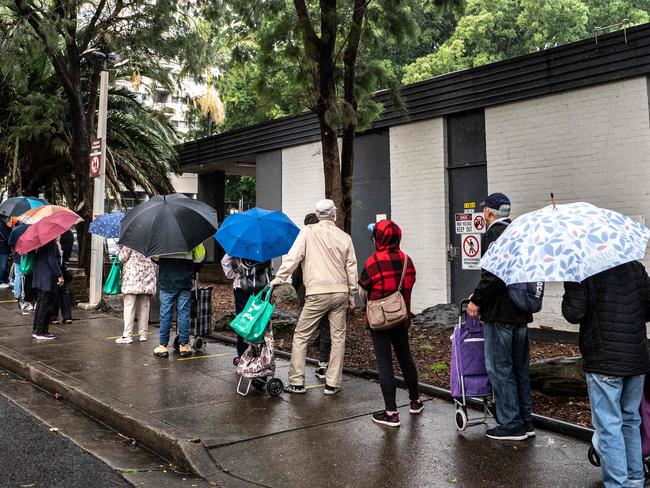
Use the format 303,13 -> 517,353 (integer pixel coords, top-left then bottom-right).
402,0 -> 650,84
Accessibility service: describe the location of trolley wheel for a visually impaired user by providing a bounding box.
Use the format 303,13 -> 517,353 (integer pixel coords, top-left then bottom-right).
172,336 -> 180,351
588,444 -> 601,467
455,407 -> 468,431
193,336 -> 206,352
266,378 -> 284,397
251,378 -> 266,391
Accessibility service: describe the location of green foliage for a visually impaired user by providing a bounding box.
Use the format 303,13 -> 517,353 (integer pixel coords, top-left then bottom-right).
402,0 -> 650,84
225,176 -> 256,204
429,362 -> 448,372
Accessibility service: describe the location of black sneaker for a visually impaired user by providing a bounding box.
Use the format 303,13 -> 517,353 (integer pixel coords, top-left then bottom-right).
324,384 -> 340,395
314,363 -> 328,380
486,426 -> 527,441
285,384 -> 306,394
34,333 -> 56,341
372,411 -> 400,427
525,423 -> 536,438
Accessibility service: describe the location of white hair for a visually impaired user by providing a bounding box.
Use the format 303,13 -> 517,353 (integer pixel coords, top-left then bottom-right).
487,207 -> 510,219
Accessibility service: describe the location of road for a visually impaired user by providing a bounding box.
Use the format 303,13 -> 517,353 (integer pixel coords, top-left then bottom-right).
0,394 -> 129,488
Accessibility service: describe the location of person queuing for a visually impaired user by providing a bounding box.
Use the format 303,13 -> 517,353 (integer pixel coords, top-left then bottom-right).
8,222 -> 32,311
292,212 -> 331,381
221,253 -> 272,365
358,219 -> 423,427
115,246 -> 157,344
32,237 -> 64,340
467,193 -> 534,441
562,262 -> 650,488
153,244 -> 205,358
0,218 -> 10,289
50,230 -> 74,325
270,199 -> 357,395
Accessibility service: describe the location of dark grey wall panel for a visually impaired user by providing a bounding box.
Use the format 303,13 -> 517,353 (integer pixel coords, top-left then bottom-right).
351,130 -> 391,269
256,150 -> 282,211
179,23 -> 650,171
198,171 -> 225,263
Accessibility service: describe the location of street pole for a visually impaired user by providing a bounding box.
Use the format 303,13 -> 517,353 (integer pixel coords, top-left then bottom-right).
87,68 -> 109,306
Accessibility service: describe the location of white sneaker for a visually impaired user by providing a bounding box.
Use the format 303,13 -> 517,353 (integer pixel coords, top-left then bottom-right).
19,301 -> 29,310
115,336 -> 133,344
139,335 -> 148,342
0,283 -> 9,289
26,303 -> 34,311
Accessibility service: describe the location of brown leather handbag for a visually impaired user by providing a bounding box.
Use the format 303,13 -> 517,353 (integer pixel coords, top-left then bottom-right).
366,256 -> 409,331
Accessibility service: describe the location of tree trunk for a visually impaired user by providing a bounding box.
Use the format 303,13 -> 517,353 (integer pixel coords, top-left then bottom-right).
318,109 -> 343,225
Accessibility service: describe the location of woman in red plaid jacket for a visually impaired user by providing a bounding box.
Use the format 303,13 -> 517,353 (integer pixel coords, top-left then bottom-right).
359,219 -> 423,427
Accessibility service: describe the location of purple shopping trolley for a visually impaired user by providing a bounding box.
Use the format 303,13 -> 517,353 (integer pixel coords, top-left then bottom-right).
450,300 -> 495,431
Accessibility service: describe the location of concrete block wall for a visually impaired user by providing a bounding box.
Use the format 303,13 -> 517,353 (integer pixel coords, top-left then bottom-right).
281,141 -> 325,227
389,118 -> 449,312
485,76 -> 650,329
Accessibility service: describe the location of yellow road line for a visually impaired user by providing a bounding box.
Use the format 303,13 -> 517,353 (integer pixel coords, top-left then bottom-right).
0,299 -> 17,303
106,336 -> 122,340
176,352 -> 231,361
305,384 -> 325,390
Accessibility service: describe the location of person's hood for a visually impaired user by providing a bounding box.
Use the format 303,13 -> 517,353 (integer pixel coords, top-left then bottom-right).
373,219 -> 402,251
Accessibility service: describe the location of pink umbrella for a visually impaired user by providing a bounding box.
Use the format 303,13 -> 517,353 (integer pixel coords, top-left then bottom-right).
16,211 -> 82,255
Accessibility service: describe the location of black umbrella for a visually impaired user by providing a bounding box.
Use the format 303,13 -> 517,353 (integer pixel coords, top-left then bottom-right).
118,194 -> 218,257
0,196 -> 48,218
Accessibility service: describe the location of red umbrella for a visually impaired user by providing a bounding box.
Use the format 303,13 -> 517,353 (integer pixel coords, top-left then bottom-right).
16,211 -> 82,255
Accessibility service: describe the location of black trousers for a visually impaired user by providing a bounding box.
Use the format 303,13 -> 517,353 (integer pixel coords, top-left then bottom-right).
51,282 -> 72,321
234,287 -> 265,356
370,326 -> 420,412
33,290 -> 57,334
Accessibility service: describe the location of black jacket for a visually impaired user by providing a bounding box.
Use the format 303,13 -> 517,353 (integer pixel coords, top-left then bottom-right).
470,220 -> 533,326
562,261 -> 650,377
32,241 -> 62,293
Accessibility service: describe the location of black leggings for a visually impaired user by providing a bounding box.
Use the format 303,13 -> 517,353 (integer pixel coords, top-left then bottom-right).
34,290 -> 57,334
370,326 -> 420,412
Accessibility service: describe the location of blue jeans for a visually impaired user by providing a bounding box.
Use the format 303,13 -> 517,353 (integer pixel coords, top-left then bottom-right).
587,373 -> 644,488
13,263 -> 23,300
484,322 -> 532,431
159,290 -> 191,346
0,254 -> 8,284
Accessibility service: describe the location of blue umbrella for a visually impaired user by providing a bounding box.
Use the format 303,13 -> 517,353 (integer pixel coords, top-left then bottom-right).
216,207 -> 300,262
89,212 -> 125,239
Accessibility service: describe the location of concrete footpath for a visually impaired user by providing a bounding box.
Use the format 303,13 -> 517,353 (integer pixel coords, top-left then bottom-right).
0,290 -> 602,488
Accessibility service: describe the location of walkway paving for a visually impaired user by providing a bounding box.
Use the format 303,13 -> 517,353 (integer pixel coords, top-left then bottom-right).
0,290 -> 602,487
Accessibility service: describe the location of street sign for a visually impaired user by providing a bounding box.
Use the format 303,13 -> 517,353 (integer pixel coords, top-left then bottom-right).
461,234 -> 481,270
89,138 -> 102,177
455,212 -> 487,234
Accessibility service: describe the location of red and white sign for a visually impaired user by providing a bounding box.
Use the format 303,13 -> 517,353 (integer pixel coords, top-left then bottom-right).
89,138 -> 102,178
455,212 -> 487,234
461,234 -> 481,270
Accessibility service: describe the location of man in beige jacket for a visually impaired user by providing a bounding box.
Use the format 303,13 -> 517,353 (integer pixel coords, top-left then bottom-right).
270,199 -> 358,395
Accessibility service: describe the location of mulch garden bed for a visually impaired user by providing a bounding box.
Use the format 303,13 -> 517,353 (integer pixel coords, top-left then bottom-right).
207,283 -> 592,428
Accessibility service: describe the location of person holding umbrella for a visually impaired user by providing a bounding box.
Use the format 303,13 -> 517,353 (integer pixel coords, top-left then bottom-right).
0,218 -> 11,288
117,194 -> 218,358
14,208 -> 82,340
31,237 -> 64,340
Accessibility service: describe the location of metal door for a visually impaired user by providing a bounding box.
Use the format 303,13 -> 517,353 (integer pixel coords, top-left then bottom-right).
447,111 -> 488,305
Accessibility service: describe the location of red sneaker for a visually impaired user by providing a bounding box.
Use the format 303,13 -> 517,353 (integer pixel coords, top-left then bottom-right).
409,399 -> 424,414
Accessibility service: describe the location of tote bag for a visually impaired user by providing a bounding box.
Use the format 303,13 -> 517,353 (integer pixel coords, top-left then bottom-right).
102,256 -> 122,295
229,287 -> 275,344
18,252 -> 35,275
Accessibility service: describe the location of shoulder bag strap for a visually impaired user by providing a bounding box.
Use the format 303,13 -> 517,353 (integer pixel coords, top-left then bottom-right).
398,255 -> 409,291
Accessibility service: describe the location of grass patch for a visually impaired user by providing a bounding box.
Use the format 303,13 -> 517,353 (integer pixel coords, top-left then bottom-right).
429,362 -> 448,373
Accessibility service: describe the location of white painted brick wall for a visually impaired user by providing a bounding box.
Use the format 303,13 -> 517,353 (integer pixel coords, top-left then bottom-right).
281,141 -> 325,227
390,118 -> 449,312
486,76 -> 650,330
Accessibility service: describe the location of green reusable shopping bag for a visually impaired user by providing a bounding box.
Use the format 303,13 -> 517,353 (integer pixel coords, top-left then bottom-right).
18,251 -> 35,275
229,287 -> 275,344
102,256 -> 122,295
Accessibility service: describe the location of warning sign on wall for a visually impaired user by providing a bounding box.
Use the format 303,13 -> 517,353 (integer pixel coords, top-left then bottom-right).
455,213 -> 487,235
461,234 -> 481,270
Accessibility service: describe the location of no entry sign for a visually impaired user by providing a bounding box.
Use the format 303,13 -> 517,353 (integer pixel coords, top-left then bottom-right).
462,234 -> 481,270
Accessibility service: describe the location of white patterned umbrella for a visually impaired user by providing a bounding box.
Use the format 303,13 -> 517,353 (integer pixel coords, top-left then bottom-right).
479,202 -> 650,284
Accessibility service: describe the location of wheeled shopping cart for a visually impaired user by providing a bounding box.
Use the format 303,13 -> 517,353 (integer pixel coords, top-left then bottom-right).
450,300 -> 496,431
